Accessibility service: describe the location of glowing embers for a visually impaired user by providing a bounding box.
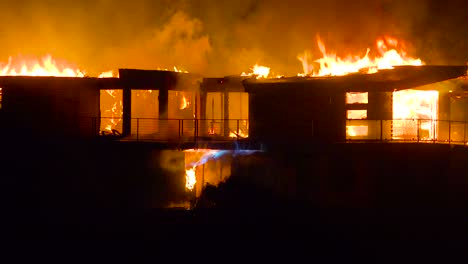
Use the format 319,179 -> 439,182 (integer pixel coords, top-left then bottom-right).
347,126 -> 369,137
347,110 -> 367,119
393,89 -> 439,140
346,92 -> 368,104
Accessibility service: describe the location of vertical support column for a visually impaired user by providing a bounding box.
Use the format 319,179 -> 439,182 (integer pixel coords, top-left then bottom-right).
417,119 -> 420,142
464,121 -> 466,144
159,87 -> 169,140
122,86 -> 132,137
223,90 -> 229,137
199,91 -> 207,137
439,93 -> 451,142
380,119 -> 383,142
159,88 -> 169,119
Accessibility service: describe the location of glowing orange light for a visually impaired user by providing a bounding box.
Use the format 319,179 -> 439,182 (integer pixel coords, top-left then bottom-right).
298,36 -> 423,77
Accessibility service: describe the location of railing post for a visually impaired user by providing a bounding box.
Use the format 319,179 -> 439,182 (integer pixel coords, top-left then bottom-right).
181,119 -> 184,137
178,120 -> 181,143
91,117 -> 95,137
237,119 -> 240,140
136,118 -> 139,142
380,119 -> 383,142
180,119 -> 184,144
194,119 -> 198,146
417,119 -> 420,143
464,121 -> 466,145
449,119 -> 451,144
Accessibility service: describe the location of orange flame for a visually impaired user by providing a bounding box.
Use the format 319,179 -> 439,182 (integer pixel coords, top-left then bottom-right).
185,166 -> 197,190
98,70 -> 122,132
98,70 -> 119,78
0,54 -> 85,77
180,95 -> 190,110
241,64 -> 271,79
229,129 -> 249,138
298,36 -> 423,77
157,66 -> 189,73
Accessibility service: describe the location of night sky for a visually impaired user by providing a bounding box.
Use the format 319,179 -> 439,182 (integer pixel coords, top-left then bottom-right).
0,0 -> 465,76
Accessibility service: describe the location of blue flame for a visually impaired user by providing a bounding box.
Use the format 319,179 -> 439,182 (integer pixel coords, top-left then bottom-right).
186,145 -> 262,169
187,150 -> 231,168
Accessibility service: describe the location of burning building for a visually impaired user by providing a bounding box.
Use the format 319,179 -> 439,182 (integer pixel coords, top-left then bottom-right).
243,65 -> 468,149
0,34 -> 467,209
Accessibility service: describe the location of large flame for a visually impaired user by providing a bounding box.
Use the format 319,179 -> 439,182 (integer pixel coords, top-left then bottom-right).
184,149 -> 230,191
393,89 -> 439,140
298,36 -> 423,77
180,95 -> 190,110
98,70 -> 122,132
98,70 -> 119,78
185,166 -> 197,190
241,64 -> 271,79
0,54 -> 85,77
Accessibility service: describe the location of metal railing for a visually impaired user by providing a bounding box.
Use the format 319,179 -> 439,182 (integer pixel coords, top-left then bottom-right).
96,117 -> 249,143
82,117 -> 468,146
346,119 -> 468,145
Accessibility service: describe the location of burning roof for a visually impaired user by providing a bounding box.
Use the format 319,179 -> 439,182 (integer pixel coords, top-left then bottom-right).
243,65 -> 468,92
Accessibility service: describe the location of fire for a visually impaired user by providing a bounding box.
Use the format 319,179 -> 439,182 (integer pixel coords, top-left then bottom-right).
185,166 -> 197,190
229,129 -> 249,138
98,70 -> 122,132
184,149 -> 230,191
298,36 -> 423,77
180,95 -> 190,110
98,70 -> 119,78
157,66 -> 188,73
346,126 -> 368,137
100,89 -> 123,132
241,64 -> 271,79
393,89 -> 439,140
0,54 -> 85,77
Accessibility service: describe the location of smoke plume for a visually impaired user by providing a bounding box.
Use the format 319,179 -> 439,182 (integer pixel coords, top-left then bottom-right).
0,0 -> 465,77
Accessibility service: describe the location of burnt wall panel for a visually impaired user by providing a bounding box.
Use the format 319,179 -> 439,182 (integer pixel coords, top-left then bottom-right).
367,91 -> 393,139
1,79 -> 100,139
247,83 -> 346,148
439,93 -> 451,141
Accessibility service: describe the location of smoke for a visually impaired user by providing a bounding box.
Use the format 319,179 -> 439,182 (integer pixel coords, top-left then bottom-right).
98,10 -> 212,75
0,0 -> 465,77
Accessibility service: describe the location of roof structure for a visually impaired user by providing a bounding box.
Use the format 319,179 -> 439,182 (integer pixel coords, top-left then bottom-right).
243,65 -> 468,93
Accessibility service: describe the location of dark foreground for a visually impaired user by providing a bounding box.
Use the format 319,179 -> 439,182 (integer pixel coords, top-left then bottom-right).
1,136 -> 468,261
4,175 -> 468,262
3,207 -> 468,262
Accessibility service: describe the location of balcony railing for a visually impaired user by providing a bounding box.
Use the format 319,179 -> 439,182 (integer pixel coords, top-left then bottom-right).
346,119 -> 468,145
97,117 -> 249,143
84,117 -> 468,146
